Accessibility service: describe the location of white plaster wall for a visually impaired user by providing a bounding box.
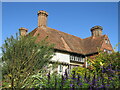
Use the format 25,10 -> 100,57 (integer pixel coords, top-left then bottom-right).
50,51 -> 85,74
51,52 -> 70,64
62,65 -> 68,74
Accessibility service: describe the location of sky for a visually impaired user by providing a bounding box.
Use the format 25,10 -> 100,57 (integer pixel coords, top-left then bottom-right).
1,2 -> 119,51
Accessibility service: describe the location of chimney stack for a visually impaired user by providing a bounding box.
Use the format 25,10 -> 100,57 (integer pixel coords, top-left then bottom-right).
19,27 -> 28,36
90,26 -> 103,37
38,10 -> 48,27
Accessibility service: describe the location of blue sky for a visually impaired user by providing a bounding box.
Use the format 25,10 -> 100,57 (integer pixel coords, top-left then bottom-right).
2,2 -> 118,51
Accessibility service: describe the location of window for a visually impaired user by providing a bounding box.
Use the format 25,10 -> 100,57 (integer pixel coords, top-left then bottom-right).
105,39 -> 109,44
70,55 -> 72,60
70,55 -> 85,63
108,50 -> 112,54
59,65 -> 63,72
104,49 -> 107,52
81,58 -> 85,62
76,57 -> 78,61
104,49 -> 112,54
78,57 -> 80,61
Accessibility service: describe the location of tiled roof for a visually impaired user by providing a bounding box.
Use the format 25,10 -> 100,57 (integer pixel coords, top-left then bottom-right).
28,26 -> 110,55
83,35 -> 105,54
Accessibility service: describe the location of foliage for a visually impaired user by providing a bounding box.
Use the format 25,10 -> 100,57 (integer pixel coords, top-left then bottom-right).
1,34 -> 54,88
22,62 -> 60,88
71,66 -> 92,77
1,33 -> 120,89
88,51 -> 120,88
28,51 -> 120,89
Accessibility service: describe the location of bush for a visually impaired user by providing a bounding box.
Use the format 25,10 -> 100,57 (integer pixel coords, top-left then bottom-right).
29,51 -> 120,89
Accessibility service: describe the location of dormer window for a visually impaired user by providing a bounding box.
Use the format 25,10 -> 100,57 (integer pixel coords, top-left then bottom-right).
105,39 -> 109,44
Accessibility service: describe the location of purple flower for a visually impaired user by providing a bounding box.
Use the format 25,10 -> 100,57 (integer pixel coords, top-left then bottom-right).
70,84 -> 73,87
117,70 -> 120,71
106,84 -> 110,87
95,79 -> 98,82
91,74 -> 96,85
78,83 -> 83,86
99,85 -> 105,88
84,78 -> 87,82
89,82 -> 92,85
31,88 -> 35,90
102,68 -> 106,73
108,77 -> 112,80
102,70 -> 105,73
98,77 -> 101,80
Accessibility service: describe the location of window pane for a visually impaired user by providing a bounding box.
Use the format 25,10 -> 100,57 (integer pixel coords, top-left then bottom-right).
59,65 -> 62,72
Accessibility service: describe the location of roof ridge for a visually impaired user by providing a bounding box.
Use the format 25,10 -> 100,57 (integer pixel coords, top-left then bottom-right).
47,27 -> 83,40
83,36 -> 92,40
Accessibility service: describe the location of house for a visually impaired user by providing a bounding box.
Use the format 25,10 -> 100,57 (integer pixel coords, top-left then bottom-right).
19,10 -> 113,74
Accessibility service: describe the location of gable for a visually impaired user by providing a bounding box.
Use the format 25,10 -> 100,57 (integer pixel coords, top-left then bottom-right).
100,35 -> 113,51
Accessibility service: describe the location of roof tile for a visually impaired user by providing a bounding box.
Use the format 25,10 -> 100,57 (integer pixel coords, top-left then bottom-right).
28,27 -> 108,55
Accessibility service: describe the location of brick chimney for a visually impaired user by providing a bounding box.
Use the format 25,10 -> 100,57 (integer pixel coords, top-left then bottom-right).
38,10 -> 48,27
90,26 -> 103,37
19,27 -> 28,36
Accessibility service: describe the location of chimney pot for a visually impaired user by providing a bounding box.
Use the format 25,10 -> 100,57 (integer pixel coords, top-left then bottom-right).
38,10 -> 48,27
90,26 -> 103,37
19,27 -> 28,36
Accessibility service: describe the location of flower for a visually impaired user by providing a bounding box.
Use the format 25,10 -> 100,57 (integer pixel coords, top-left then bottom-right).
8,74 -> 12,77
108,77 -> 112,80
70,84 -> 73,87
9,85 -> 11,87
78,83 -> 83,86
100,62 -> 103,66
99,85 -> 105,88
106,84 -> 110,87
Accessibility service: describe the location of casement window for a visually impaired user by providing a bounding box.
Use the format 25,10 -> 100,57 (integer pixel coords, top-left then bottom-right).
104,49 -> 112,54
104,49 -> 107,52
70,55 -> 85,63
59,65 -> 63,72
105,39 -> 109,44
81,58 -> 85,62
108,50 -> 112,54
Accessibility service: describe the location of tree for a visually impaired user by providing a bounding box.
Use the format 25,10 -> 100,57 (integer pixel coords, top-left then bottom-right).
1,34 -> 54,88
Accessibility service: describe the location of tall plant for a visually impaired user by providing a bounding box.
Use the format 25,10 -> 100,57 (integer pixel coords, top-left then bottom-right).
1,34 -> 54,88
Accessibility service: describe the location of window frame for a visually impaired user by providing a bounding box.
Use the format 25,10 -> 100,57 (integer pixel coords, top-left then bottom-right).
70,54 -> 85,63
59,64 -> 63,72
105,39 -> 109,44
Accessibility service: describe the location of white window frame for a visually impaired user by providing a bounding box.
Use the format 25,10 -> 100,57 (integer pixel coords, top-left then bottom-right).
105,39 -> 109,44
